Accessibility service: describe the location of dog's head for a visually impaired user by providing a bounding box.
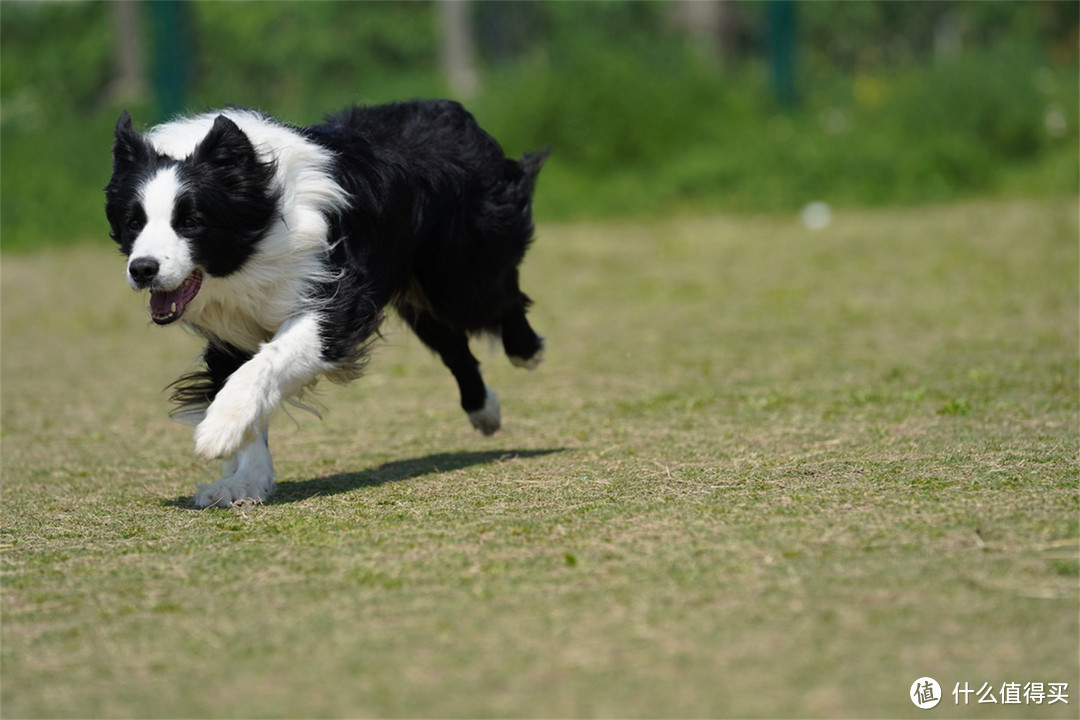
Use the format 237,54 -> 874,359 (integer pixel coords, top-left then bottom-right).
104,111 -> 279,325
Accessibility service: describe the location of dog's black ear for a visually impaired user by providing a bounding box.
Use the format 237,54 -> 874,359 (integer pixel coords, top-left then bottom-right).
116,109 -> 133,135
193,115 -> 258,169
112,109 -> 152,169
187,114 -> 279,267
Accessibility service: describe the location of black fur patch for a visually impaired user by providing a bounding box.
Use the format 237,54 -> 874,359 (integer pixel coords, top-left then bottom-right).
167,342 -> 252,418
105,111 -> 175,255
177,115 -> 281,278
307,100 -> 548,336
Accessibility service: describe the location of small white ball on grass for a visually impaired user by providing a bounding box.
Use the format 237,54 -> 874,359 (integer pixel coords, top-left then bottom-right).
800,201 -> 833,231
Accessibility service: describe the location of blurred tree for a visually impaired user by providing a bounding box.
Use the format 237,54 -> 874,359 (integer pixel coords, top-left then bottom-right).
475,1 -> 545,63
933,9 -> 962,62
439,0 -> 478,98
668,0 -> 741,68
106,1 -> 145,104
670,1 -> 722,58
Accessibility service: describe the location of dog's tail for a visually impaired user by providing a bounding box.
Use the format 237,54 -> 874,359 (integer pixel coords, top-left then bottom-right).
484,147 -> 549,237
518,147 -> 551,197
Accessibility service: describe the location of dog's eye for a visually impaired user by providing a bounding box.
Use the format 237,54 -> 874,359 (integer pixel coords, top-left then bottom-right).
179,217 -> 200,231
126,217 -> 144,232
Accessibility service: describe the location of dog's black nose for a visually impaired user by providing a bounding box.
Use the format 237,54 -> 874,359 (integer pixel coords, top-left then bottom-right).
128,257 -> 160,286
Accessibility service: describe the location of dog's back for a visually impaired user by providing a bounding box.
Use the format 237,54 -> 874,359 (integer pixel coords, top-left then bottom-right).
308,100 -> 548,333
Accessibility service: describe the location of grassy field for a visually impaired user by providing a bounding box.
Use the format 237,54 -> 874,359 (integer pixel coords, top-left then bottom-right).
2,198 -> 1077,717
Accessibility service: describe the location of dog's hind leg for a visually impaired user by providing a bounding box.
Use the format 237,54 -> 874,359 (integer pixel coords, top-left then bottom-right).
402,310 -> 501,435
501,302 -> 545,371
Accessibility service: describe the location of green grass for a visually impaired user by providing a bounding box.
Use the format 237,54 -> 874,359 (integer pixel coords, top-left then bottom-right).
2,198 -> 1077,717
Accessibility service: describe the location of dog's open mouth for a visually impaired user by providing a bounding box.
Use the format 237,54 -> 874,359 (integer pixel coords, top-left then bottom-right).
149,269 -> 203,325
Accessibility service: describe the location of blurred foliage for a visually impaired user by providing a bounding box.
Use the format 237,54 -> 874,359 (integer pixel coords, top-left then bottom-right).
1,0 -> 1077,250
194,2 -> 442,117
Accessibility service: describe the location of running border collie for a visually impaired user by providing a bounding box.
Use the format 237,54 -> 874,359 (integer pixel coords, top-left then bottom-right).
104,101 -> 546,508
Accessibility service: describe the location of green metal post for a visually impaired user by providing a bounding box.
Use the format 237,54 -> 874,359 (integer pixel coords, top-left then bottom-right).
147,1 -> 193,121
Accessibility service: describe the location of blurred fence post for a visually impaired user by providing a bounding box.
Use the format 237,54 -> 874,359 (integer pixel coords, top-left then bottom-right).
767,0 -> 798,107
147,0 -> 193,121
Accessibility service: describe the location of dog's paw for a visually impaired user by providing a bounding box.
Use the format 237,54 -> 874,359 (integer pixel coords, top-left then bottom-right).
467,387 -> 501,436
508,335 -> 545,371
194,441 -> 275,509
194,474 -> 274,508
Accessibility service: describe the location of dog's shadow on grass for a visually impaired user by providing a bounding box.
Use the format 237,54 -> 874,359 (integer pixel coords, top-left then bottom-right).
274,447 -> 566,504
167,447 -> 565,509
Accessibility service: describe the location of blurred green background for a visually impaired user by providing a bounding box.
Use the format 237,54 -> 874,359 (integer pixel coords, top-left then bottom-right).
1,0 -> 1077,251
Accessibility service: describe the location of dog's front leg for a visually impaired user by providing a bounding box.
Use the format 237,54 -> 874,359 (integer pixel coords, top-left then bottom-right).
193,313 -> 331,462
194,429 -> 275,508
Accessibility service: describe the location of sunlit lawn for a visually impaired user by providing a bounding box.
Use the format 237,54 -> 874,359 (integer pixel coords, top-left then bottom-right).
2,197 -> 1076,717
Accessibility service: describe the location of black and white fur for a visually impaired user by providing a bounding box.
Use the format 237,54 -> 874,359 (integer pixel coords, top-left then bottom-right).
104,101 -> 546,508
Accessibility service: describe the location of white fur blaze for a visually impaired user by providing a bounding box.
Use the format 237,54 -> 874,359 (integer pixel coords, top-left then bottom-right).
128,167 -> 194,291
467,387 -> 501,436
194,432 -> 275,508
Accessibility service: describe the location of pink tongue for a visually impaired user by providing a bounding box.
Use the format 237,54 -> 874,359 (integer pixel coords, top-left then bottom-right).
148,269 -> 202,323
150,287 -> 185,317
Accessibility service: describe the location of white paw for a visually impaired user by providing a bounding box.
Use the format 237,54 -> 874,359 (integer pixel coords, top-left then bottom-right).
467,387 -> 501,436
193,378 -> 268,461
194,436 -> 275,508
509,336 -> 545,371
194,474 -> 273,508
